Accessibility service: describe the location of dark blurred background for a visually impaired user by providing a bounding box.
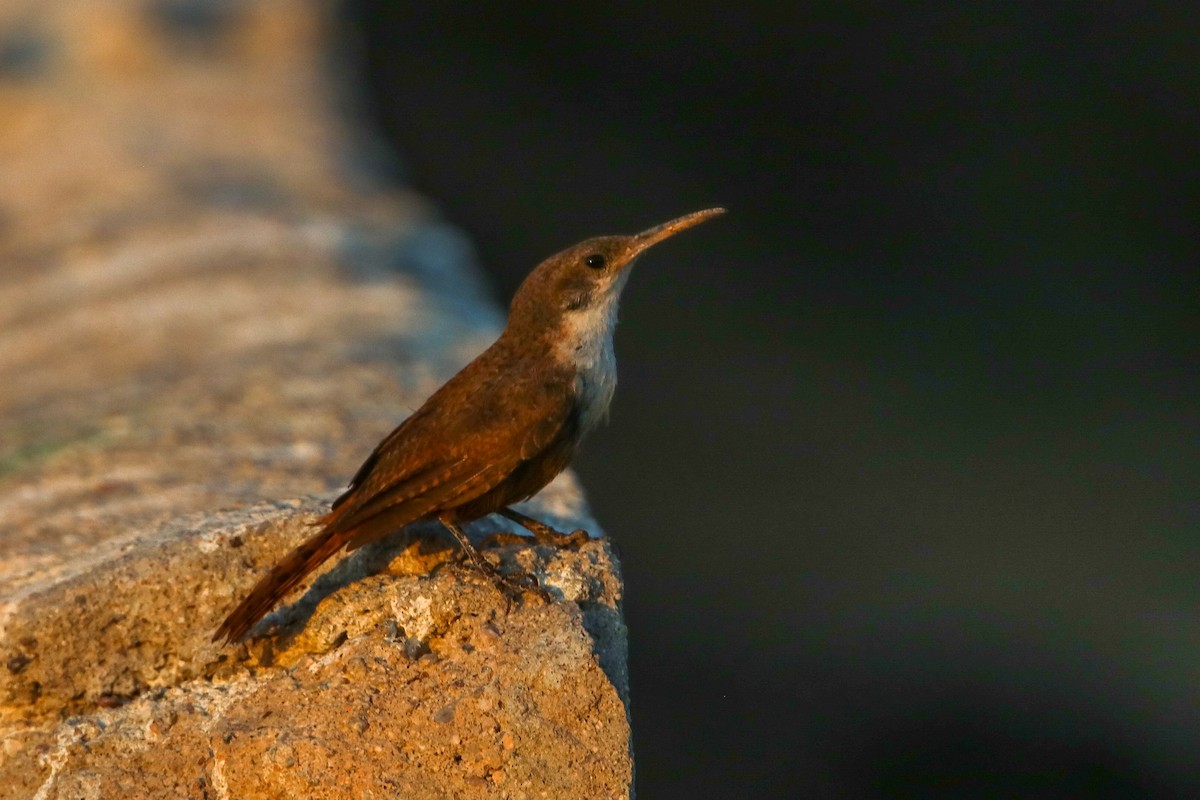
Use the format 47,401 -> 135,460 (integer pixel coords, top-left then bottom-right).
347,3 -> 1198,797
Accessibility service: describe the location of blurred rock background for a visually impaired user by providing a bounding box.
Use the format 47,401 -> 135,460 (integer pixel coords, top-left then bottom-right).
0,1 -> 630,796
347,3 -> 1199,798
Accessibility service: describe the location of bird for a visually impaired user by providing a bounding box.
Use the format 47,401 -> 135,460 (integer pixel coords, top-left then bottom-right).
213,207 -> 725,643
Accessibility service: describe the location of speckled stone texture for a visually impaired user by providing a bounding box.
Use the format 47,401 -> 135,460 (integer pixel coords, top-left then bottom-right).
0,1 -> 631,797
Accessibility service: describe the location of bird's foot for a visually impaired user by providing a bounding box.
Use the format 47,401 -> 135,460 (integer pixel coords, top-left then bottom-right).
551,528 -> 592,548
492,508 -> 593,550
437,514 -> 553,605
496,568 -> 553,604
454,549 -> 551,605
481,531 -> 532,549
483,528 -> 590,550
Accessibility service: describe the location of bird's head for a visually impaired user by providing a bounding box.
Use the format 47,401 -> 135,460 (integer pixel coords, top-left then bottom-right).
507,208 -> 726,349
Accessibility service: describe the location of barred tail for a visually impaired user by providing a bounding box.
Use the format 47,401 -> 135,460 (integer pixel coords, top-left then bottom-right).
213,522 -> 346,644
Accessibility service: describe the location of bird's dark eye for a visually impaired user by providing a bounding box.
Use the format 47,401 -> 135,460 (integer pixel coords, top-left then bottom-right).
584,254 -> 606,269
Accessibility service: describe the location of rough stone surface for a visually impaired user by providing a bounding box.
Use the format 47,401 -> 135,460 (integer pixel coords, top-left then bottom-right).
0,1 -> 631,797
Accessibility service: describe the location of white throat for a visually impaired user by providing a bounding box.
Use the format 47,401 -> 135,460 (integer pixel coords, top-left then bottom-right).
555,277 -> 628,433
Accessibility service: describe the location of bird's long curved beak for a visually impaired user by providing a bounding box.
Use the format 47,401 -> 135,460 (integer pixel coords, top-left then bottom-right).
630,207 -> 726,257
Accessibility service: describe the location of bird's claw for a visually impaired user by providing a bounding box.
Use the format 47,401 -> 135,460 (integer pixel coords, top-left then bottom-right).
483,528 -> 591,551
482,532 -> 530,549
559,529 -> 591,549
498,569 -> 553,604
460,554 -> 552,605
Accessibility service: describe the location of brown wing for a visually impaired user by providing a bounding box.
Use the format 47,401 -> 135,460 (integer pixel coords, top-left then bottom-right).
319,344 -> 578,548
215,345 -> 577,644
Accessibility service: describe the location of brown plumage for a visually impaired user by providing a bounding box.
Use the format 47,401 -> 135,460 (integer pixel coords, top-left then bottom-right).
213,208 -> 725,643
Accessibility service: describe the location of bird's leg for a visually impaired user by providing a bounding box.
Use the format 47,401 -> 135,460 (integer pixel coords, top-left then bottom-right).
437,514 -> 547,599
486,507 -> 592,549
437,514 -> 498,575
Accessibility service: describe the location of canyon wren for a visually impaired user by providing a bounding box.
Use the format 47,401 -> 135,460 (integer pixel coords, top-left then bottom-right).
214,207 -> 725,643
